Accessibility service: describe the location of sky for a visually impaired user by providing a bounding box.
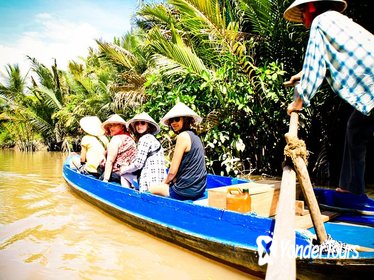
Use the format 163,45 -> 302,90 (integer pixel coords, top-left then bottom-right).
0,0 -> 142,79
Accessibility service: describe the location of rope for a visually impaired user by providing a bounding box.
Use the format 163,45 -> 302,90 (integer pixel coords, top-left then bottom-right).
284,133 -> 308,165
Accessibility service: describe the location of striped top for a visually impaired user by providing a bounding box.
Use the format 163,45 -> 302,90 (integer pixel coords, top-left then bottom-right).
296,11 -> 374,115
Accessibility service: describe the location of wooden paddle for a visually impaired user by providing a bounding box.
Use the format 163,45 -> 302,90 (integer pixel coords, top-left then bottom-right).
265,112 -> 298,280
289,146 -> 328,244
282,81 -> 328,244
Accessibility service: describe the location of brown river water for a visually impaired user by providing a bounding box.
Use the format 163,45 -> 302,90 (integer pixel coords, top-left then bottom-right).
0,150 -> 258,280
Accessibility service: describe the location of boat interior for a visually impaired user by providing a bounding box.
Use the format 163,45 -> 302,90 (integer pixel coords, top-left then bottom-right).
193,179 -> 341,230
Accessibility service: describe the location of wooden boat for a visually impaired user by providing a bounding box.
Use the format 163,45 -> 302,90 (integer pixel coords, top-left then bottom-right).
62,157 -> 374,279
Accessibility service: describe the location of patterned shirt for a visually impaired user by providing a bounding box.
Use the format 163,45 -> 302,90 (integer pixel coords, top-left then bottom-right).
296,11 -> 374,115
112,133 -> 137,173
121,134 -> 166,192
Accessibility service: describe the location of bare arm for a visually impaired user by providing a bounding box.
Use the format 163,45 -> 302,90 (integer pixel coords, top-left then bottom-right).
163,132 -> 191,184
287,95 -> 304,115
283,71 -> 302,87
103,138 -> 119,181
285,71 -> 303,115
80,146 -> 87,163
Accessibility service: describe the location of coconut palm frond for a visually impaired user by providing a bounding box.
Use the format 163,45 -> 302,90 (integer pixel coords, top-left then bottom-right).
196,110 -> 220,134
33,86 -> 63,111
22,109 -> 55,139
137,3 -> 179,29
28,56 -> 56,89
169,0 -> 239,49
238,0 -> 272,35
170,0 -> 225,31
96,40 -> 137,70
75,76 -> 96,95
116,72 -> 147,89
112,88 -> 147,112
0,64 -> 27,102
148,26 -> 209,77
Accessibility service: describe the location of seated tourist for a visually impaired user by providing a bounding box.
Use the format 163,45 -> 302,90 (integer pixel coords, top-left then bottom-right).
120,112 -> 166,191
101,114 -> 137,185
71,116 -> 108,177
149,102 -> 207,200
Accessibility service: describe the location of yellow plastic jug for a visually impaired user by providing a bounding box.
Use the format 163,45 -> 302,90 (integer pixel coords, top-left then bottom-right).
226,187 -> 251,213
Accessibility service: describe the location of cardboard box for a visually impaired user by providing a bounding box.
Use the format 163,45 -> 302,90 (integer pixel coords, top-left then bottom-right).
208,182 -> 280,217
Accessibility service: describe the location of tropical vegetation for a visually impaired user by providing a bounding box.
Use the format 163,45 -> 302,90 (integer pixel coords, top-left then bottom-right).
0,0 -> 372,185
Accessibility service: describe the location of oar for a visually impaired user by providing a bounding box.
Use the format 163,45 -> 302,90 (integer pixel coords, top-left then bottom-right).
288,143 -> 328,243
265,111 -> 298,280
282,82 -> 328,244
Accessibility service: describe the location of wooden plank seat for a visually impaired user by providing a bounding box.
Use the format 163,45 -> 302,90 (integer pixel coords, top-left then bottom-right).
295,211 -> 339,229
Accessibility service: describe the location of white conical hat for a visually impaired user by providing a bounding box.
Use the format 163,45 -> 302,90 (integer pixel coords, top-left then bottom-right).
284,0 -> 347,23
160,102 -> 202,126
79,116 -> 105,136
128,112 -> 160,135
102,114 -> 127,130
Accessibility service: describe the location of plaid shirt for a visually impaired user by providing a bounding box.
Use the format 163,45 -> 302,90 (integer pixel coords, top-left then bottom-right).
122,134 -> 166,192
296,11 -> 374,115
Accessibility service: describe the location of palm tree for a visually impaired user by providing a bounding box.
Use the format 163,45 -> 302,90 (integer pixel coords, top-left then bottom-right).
25,57 -> 69,150
95,29 -> 150,117
0,64 -> 36,151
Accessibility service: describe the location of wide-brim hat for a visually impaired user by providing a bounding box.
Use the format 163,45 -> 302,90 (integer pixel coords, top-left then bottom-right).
284,0 -> 347,23
102,114 -> 127,130
161,102 -> 202,126
79,116 -> 105,136
128,112 -> 160,135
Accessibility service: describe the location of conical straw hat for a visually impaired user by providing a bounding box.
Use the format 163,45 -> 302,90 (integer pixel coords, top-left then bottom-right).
102,114 -> 127,130
160,102 -> 202,126
284,0 -> 347,23
128,112 -> 160,135
79,116 -> 105,136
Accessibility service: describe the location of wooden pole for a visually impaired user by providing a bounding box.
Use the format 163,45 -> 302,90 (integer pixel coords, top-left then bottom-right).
290,156 -> 328,243
265,112 -> 298,280
284,82 -> 328,244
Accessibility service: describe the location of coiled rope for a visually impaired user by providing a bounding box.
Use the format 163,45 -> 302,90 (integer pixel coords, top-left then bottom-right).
284,133 -> 308,165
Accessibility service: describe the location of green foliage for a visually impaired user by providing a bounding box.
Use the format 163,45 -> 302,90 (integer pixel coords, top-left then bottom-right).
1,0 -> 370,182
0,128 -> 14,148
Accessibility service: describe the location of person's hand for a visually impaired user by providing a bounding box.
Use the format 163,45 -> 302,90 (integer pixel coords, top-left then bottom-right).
283,71 -> 302,87
287,96 -> 303,115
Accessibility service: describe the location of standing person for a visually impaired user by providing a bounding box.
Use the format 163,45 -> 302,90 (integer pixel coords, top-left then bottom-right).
101,114 -> 137,185
120,112 -> 166,191
71,116 -> 109,176
149,102 -> 207,201
284,0 -> 374,195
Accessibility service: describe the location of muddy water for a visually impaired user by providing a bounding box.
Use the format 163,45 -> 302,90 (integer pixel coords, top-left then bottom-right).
0,151 -> 258,280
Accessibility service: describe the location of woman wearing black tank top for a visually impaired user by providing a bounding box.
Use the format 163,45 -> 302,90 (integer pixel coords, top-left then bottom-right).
149,102 -> 207,200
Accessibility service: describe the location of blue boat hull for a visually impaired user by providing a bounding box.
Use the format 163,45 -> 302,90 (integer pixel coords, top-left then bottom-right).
62,158 -> 374,279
